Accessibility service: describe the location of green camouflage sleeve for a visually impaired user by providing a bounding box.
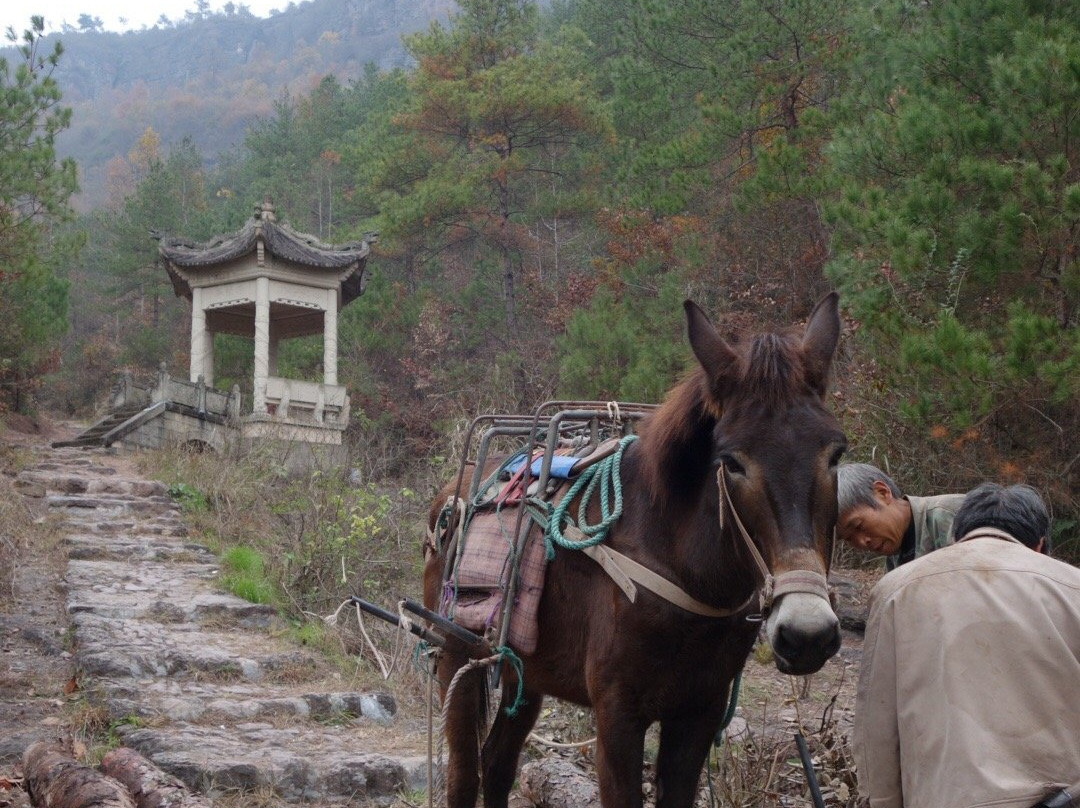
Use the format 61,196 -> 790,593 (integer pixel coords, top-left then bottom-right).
914,495 -> 966,558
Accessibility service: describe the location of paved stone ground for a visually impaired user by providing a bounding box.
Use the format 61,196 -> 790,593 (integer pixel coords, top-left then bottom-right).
3,439 -> 430,807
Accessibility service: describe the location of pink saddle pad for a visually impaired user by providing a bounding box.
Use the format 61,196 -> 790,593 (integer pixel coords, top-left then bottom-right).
441,507 -> 548,655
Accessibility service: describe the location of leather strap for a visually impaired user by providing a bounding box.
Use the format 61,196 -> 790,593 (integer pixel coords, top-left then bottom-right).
717,464 -> 832,615
580,541 -> 755,618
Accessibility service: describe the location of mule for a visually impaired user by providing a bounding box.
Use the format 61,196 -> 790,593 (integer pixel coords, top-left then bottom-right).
423,293 -> 847,808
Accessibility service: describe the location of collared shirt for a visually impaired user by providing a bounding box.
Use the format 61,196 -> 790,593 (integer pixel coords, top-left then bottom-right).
855,535 -> 1080,808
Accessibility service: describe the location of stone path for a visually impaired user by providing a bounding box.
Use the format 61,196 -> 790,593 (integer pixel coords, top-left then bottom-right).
12,444 -> 429,806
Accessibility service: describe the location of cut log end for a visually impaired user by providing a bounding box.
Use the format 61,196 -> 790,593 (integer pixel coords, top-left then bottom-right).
23,741 -> 136,808
519,758 -> 599,808
22,742 -> 210,808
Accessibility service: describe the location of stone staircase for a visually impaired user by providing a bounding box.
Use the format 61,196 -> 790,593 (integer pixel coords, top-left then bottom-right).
50,404 -> 149,449
15,445 -> 429,805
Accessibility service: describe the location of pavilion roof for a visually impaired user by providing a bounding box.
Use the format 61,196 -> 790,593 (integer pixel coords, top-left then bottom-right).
157,208 -> 376,304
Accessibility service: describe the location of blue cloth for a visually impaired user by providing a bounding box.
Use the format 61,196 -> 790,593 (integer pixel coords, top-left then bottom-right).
506,453 -> 577,479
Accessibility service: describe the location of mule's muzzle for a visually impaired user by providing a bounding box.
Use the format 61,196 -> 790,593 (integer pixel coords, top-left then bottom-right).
766,592 -> 841,676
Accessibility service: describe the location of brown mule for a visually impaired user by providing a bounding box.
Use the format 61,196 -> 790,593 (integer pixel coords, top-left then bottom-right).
423,294 -> 847,808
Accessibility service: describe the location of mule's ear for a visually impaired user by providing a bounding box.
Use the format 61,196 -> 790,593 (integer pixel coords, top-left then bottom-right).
801,292 -> 841,396
685,300 -> 737,394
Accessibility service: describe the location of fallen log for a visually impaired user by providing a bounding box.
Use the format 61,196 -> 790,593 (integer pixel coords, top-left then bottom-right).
23,742 -> 135,808
99,748 -> 212,808
519,758 -> 598,808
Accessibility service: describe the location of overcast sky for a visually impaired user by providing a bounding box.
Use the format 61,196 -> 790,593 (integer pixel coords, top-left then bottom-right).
3,0 -> 281,36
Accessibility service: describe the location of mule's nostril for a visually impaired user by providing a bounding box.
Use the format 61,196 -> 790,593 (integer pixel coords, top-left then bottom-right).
774,618 -> 842,675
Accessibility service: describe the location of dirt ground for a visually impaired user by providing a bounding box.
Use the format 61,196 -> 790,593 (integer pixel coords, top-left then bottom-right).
0,416 -> 881,807
0,419 -> 76,808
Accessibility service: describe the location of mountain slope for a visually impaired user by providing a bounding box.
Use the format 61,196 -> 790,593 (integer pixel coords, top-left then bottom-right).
3,0 -> 453,209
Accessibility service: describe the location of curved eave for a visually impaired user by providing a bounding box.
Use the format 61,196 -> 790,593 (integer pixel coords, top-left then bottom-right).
157,219 -> 374,302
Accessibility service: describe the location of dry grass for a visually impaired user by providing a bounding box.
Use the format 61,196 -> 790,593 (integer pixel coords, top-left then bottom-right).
132,440 -> 438,721
0,443 -> 64,606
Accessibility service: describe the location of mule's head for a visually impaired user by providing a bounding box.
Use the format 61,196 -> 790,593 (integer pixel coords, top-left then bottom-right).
686,293 -> 846,675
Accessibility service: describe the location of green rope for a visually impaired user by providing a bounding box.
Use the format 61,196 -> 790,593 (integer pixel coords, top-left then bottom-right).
720,670 -> 741,729
411,640 -> 435,676
496,645 -> 527,716
712,670 -> 743,745
544,434 -> 637,560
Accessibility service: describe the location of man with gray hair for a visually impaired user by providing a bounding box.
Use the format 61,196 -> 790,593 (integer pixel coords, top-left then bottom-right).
835,462 -> 966,569
855,483 -> 1080,808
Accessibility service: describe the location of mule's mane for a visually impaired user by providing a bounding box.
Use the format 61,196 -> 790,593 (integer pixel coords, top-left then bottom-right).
637,327 -> 809,508
742,331 -> 808,409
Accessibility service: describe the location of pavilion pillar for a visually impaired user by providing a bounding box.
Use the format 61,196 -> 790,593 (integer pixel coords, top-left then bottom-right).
268,333 -> 279,377
324,288 -> 338,386
190,287 -> 206,383
203,330 -> 214,388
253,276 -> 270,414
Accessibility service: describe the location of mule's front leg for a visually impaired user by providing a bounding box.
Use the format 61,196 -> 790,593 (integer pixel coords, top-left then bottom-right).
654,715 -> 721,808
594,702 -> 649,808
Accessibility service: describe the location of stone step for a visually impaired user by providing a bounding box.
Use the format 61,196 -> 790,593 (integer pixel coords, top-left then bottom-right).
64,535 -> 214,564
64,519 -> 188,538
71,613 -> 318,681
47,494 -> 178,512
98,677 -> 397,725
33,461 -> 118,475
65,559 -> 276,628
18,472 -> 168,498
17,439 -> 438,806
115,722 -> 429,803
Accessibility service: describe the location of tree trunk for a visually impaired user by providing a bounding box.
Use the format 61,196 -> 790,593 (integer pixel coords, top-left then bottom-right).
518,758 -> 599,808
99,747 -> 213,808
23,742 -> 136,808
503,246 -> 516,332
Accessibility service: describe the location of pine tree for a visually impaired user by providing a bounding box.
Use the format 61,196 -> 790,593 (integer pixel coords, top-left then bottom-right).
0,18 -> 79,411
374,0 -> 610,332
826,0 -> 1078,504
574,0 -> 852,215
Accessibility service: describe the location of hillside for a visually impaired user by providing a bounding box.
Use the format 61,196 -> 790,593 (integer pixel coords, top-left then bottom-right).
2,0 -> 453,209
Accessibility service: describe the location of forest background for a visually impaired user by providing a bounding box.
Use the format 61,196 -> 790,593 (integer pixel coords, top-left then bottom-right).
2,0 -> 1077,565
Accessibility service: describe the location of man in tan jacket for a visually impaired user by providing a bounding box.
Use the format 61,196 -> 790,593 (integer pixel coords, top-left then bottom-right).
854,483 -> 1080,808
837,463 -> 966,570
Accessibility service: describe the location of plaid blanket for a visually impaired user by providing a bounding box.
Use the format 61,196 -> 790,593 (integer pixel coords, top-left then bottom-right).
442,507 -> 548,654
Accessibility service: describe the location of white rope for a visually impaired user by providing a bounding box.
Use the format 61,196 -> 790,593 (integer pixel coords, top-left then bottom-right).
606,400 -> 622,428
320,598 -> 395,679
354,602 -> 392,679
320,598 -> 351,626
528,732 -> 596,749
442,653 -> 502,729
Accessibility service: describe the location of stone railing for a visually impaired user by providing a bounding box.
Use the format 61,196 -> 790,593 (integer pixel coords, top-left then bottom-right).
110,370 -> 156,410
263,376 -> 349,427
112,364 -> 241,422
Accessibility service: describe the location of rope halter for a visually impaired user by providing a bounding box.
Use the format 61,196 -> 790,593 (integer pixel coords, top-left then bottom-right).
715,464 -> 833,620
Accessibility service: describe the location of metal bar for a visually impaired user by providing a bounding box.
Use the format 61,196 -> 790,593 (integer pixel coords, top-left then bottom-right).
401,598 -> 489,649
469,424 -> 541,501
794,733 -> 826,808
348,596 -> 446,649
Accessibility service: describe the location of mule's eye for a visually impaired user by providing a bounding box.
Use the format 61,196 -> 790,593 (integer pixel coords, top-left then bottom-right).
828,446 -> 846,469
719,454 -> 746,476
